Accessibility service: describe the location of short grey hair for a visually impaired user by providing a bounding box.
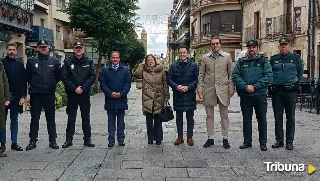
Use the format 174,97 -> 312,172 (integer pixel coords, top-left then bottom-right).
7,42 -> 17,49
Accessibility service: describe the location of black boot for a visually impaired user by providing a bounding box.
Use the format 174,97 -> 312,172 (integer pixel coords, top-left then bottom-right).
62,140 -> 73,148
49,142 -> 59,149
26,141 -> 37,151
84,140 -> 95,147
203,139 -> 214,148
11,144 -> 23,151
260,144 -> 267,151
271,141 -> 284,148
239,143 -> 252,149
286,143 -> 294,150
0,143 -> 6,151
148,140 -> 153,145
223,139 -> 230,149
108,142 -> 115,148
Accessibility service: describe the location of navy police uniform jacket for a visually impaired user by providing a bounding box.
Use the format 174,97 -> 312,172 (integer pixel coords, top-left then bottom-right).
26,54 -> 60,94
61,54 -> 96,93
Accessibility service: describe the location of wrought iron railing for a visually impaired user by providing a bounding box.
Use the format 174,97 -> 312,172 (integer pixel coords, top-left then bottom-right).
190,30 -> 241,47
191,0 -> 239,12
37,0 -> 51,5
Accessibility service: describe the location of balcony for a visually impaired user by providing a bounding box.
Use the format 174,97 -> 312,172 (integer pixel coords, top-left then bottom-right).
35,0 -> 51,11
191,0 -> 239,15
190,30 -> 241,48
272,13 -> 293,36
177,8 -> 191,28
26,26 -> 54,45
177,29 -> 190,45
175,0 -> 189,12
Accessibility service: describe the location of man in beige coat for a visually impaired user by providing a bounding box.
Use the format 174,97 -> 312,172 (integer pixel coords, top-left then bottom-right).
197,37 -> 235,149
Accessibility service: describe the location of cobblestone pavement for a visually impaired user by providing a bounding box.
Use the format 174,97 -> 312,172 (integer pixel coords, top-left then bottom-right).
0,82 -> 319,181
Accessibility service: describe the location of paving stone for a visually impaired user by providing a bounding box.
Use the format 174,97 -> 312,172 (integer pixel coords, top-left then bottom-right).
142,168 -> 188,178
95,169 -> 142,179
187,168 -> 236,178
164,160 -> 208,168
121,160 -> 164,168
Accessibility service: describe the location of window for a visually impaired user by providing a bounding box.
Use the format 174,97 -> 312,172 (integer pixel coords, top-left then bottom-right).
222,24 -> 235,32
40,18 -> 45,27
254,11 -> 260,39
202,13 -> 210,35
56,25 -> 61,40
191,21 -> 196,36
56,0 -> 65,8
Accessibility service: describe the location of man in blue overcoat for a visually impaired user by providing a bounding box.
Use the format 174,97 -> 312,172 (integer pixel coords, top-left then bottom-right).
99,51 -> 131,147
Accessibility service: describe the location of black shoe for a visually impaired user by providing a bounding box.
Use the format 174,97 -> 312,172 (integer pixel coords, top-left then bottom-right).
0,143 -> 6,151
108,142 -> 115,148
49,142 -> 59,149
62,140 -> 73,148
84,140 -> 95,147
148,140 -> 153,145
156,141 -> 161,145
118,142 -> 125,146
0,152 -> 7,157
11,144 -> 23,151
239,143 -> 252,149
260,144 -> 267,151
286,143 -> 294,150
271,141 -> 284,148
223,139 -> 230,149
26,141 -> 37,151
203,139 -> 214,148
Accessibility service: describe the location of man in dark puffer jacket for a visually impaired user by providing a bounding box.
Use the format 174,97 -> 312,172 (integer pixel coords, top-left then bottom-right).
168,45 -> 199,146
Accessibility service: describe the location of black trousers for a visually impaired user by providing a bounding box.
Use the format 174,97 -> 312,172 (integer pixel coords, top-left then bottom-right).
66,93 -> 91,141
240,95 -> 268,144
145,113 -> 163,142
272,90 -> 297,143
29,93 -> 57,143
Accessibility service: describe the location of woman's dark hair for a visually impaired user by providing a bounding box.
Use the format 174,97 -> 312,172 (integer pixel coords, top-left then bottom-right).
144,54 -> 157,66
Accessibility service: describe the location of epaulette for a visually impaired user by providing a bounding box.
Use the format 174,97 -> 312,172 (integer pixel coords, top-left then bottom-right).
292,52 -> 301,57
270,54 -> 279,58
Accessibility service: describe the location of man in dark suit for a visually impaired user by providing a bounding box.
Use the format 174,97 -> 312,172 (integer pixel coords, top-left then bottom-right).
0,42 -> 26,152
99,51 -> 131,147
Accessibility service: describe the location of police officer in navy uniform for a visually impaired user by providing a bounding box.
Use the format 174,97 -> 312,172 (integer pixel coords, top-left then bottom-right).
232,40 -> 273,151
61,42 -> 96,148
26,40 -> 61,150
270,37 -> 304,150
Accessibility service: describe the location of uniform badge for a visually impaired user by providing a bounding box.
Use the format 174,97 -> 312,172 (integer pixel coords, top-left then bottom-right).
35,63 -> 38,68
290,60 -> 293,62
257,64 -> 260,67
71,64 -> 74,69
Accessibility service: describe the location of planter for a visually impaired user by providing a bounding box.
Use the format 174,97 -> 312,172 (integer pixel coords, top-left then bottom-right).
136,79 -> 142,89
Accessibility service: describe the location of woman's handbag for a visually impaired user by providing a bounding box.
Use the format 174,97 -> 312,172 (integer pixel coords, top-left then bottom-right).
160,101 -> 174,122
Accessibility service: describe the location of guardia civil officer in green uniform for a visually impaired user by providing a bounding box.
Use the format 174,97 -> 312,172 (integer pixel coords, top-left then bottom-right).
232,39 -> 273,151
270,38 -> 304,150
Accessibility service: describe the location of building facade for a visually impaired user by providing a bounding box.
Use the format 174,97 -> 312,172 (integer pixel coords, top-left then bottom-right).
190,0 -> 242,62
25,0 -> 84,64
241,0 -> 309,74
0,0 -> 34,62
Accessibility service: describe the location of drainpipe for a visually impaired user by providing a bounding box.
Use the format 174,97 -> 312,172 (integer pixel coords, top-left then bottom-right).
239,0 -> 243,50
308,0 -> 312,79
312,0 -> 316,80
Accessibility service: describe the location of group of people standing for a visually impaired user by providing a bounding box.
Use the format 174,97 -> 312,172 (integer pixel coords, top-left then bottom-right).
0,35 -> 302,157
134,37 -> 303,152
0,40 -> 97,157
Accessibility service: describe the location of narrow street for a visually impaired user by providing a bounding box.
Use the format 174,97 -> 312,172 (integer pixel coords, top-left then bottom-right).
0,82 -> 319,181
